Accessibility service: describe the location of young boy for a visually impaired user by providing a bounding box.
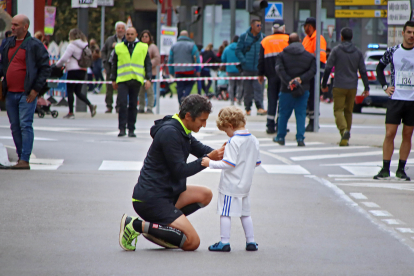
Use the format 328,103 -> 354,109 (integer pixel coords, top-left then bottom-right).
201,106 -> 261,252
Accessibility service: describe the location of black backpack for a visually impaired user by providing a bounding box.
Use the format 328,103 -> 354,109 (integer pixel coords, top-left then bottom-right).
73,45 -> 92,68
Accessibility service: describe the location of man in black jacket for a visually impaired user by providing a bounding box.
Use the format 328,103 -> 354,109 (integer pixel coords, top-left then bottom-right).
119,95 -> 225,251
274,33 -> 316,147
0,14 -> 50,170
111,27 -> 152,137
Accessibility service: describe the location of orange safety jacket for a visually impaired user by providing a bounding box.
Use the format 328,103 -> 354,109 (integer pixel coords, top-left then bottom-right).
258,33 -> 289,77
302,31 -> 327,63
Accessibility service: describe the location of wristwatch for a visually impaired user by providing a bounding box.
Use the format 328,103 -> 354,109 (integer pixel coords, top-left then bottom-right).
382,85 -> 388,91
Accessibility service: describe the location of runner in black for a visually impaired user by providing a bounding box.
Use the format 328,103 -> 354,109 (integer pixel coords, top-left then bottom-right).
119,94 -> 225,251
374,20 -> 414,181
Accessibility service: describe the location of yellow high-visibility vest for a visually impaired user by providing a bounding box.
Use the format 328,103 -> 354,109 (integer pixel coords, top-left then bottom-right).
115,42 -> 148,84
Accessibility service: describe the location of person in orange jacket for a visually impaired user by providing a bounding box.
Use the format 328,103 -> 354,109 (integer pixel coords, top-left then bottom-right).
258,19 -> 289,134
302,17 -> 327,132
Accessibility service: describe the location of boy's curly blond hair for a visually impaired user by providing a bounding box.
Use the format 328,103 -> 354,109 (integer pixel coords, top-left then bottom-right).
216,106 -> 246,130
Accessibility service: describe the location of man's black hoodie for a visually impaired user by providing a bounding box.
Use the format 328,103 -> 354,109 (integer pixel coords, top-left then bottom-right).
276,42 -> 316,92
133,116 -> 213,200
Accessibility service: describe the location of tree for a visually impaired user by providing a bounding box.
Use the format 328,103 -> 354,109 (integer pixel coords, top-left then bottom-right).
51,0 -> 134,47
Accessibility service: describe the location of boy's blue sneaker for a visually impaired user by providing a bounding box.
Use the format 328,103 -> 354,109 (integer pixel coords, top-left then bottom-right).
246,242 -> 258,251
208,241 -> 231,252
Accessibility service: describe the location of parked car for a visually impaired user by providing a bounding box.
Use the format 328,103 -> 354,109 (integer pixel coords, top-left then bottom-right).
353,43 -> 390,113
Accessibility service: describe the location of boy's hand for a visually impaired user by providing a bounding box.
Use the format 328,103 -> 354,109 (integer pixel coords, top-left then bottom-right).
201,157 -> 210,167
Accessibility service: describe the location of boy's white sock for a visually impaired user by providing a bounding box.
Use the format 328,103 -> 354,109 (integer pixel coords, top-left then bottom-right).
220,215 -> 231,244
241,216 -> 255,243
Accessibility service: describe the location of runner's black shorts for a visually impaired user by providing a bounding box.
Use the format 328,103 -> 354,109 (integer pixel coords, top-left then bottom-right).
386,99 -> 414,126
133,195 -> 182,225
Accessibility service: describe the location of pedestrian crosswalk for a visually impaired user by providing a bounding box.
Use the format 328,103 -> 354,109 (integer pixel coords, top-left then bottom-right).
23,140 -> 404,178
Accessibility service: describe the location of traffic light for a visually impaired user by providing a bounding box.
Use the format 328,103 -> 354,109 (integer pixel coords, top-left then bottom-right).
191,6 -> 201,23
246,0 -> 268,13
175,6 -> 187,23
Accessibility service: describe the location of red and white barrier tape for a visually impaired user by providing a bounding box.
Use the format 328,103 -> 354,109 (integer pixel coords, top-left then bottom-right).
329,71 -> 391,78
162,62 -> 240,67
46,76 -> 259,84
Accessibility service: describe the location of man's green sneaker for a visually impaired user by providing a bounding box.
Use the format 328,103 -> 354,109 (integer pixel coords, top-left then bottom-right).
396,169 -> 411,181
373,168 -> 390,180
119,214 -> 140,251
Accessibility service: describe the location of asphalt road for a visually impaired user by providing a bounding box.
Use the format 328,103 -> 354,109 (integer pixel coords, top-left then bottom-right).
1,94 -> 413,275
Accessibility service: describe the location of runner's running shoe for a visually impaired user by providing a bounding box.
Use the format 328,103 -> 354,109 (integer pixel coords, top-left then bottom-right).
208,241 -> 231,252
396,169 -> 411,181
119,214 -> 140,251
373,168 -> 390,180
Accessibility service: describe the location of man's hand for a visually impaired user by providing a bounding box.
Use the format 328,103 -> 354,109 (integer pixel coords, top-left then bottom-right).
196,72 -> 200,77
144,80 -> 151,90
362,90 -> 369,97
201,157 -> 210,167
26,89 -> 38,103
258,75 -> 264,85
385,86 -> 394,96
289,77 -> 302,86
112,81 -> 118,90
208,144 -> 226,161
321,86 -> 329,93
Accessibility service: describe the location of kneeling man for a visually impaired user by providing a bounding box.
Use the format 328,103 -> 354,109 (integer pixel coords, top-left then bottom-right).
119,94 -> 225,251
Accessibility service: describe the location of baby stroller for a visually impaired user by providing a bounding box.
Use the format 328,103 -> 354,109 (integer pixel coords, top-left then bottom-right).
35,97 -> 58,118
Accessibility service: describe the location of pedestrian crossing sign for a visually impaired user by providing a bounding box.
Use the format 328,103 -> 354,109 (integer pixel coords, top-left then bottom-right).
265,2 -> 283,22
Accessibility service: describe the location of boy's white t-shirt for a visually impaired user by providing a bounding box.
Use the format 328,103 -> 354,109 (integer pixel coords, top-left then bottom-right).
210,130 -> 261,197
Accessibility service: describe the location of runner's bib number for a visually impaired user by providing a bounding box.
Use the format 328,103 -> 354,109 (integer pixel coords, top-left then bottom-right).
396,71 -> 414,88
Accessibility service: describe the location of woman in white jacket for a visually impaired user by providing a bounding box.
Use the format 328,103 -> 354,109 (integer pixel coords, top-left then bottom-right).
56,29 -> 97,119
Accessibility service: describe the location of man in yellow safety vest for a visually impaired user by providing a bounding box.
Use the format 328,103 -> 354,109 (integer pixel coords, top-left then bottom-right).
111,27 -> 152,137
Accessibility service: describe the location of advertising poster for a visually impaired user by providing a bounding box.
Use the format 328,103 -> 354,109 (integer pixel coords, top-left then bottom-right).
44,6 -> 56,35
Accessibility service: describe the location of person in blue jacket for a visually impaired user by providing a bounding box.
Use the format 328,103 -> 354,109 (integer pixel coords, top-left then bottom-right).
168,31 -> 200,105
222,35 -> 243,105
235,19 -> 267,116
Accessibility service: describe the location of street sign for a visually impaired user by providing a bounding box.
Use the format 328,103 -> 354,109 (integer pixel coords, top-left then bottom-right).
97,0 -> 113,6
160,26 -> 178,55
388,26 -> 404,46
388,1 -> 411,25
335,9 -> 387,18
72,0 -> 98,8
335,0 -> 387,5
265,2 -> 283,22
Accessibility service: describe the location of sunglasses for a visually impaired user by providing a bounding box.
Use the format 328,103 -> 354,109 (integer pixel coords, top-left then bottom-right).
256,24 -> 262,27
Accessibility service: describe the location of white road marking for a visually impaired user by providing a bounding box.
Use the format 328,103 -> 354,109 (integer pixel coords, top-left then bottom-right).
361,202 -> 380,208
341,166 -> 396,177
30,158 -> 64,170
269,146 -> 370,153
260,150 -> 293,165
396,228 -> 414,234
335,183 -> 414,191
291,151 -> 384,161
370,210 -> 392,217
0,136 -> 56,141
264,141 -> 325,147
261,165 -> 310,175
321,158 -> 414,167
382,219 -> 402,225
105,130 -> 149,135
350,193 -> 367,199
310,176 -> 414,254
328,175 -> 376,178
98,161 -> 143,171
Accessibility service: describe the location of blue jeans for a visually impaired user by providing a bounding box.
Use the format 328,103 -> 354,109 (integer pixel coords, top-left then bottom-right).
276,90 -> 309,141
175,73 -> 195,104
6,92 -> 37,162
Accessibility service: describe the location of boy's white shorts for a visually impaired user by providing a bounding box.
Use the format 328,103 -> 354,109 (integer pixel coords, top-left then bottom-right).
216,192 -> 251,217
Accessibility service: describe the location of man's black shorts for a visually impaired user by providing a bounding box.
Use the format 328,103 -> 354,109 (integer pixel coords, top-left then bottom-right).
386,99 -> 414,126
133,195 -> 183,225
